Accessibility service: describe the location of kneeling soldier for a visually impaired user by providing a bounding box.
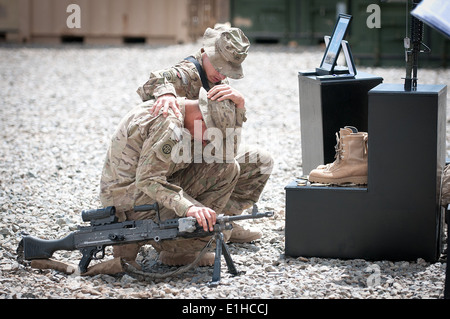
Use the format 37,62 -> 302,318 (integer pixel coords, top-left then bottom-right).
100,86 -> 273,267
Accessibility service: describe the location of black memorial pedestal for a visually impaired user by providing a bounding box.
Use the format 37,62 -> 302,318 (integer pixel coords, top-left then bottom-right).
286,83 -> 447,262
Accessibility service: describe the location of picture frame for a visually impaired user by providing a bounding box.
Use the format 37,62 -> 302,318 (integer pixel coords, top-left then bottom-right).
316,14 -> 353,75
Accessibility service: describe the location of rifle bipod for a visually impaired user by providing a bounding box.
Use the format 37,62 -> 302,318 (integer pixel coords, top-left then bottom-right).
209,231 -> 239,287
120,231 -> 240,286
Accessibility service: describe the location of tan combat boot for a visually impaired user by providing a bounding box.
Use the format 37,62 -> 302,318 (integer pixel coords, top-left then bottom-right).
229,222 -> 262,243
155,238 -> 216,266
308,126 -> 368,185
158,251 -> 215,266
113,243 -> 142,270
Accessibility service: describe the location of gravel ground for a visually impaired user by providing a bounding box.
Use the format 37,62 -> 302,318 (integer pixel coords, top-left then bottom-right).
0,42 -> 449,300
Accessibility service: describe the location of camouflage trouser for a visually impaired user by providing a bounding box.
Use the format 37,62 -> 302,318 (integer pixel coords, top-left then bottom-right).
122,146 -> 273,254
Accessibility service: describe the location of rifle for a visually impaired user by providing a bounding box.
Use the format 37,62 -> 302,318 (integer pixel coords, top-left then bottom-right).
403,0 -> 430,91
17,203 -> 273,285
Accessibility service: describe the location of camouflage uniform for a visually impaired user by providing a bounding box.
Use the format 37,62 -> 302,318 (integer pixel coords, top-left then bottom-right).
100,94 -> 253,221
100,26 -> 273,260
137,49 -> 226,103
100,103 -> 272,254
132,29 -> 273,219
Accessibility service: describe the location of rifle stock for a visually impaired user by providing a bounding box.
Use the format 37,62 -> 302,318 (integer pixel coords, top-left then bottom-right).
22,233 -> 75,260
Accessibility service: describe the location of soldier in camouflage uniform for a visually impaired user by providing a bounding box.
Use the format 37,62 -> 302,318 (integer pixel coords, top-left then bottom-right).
100,26 -> 273,267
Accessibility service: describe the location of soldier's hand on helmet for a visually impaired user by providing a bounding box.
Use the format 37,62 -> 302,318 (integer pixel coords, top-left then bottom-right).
151,94 -> 182,118
186,206 -> 217,232
207,84 -> 245,109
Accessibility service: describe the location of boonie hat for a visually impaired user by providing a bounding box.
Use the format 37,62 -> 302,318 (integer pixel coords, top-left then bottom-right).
198,87 -> 236,137
203,25 -> 250,79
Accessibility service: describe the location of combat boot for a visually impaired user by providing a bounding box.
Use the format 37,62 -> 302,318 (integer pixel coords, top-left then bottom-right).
154,237 -> 216,266
308,126 -> 368,185
158,251 -> 215,266
229,222 -> 262,243
113,243 -> 142,270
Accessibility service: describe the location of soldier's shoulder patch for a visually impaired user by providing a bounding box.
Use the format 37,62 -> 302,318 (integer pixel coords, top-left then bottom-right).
154,136 -> 176,162
160,139 -> 175,156
162,70 -> 177,83
152,121 -> 183,162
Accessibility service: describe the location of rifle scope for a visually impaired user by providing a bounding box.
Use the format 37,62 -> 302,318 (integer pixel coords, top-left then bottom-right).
81,206 -> 116,222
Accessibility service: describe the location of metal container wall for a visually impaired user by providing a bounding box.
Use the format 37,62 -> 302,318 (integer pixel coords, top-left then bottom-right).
0,0 -> 228,44
229,0 -> 449,67
349,0 -> 449,67
230,0 -> 300,43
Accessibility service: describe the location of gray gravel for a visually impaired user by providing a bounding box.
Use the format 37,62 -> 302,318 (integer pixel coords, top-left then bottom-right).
0,42 -> 449,299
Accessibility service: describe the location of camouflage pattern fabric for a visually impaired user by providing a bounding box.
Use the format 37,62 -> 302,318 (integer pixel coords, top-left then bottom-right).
100,99 -> 272,220
101,36 -> 272,254
99,96 -> 273,253
100,99 -> 192,221
442,164 -> 450,206
202,26 -> 250,79
137,50 -> 226,102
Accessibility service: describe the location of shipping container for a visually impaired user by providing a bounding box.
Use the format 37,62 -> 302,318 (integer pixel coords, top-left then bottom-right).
230,0 -> 449,67
0,0 -> 228,45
